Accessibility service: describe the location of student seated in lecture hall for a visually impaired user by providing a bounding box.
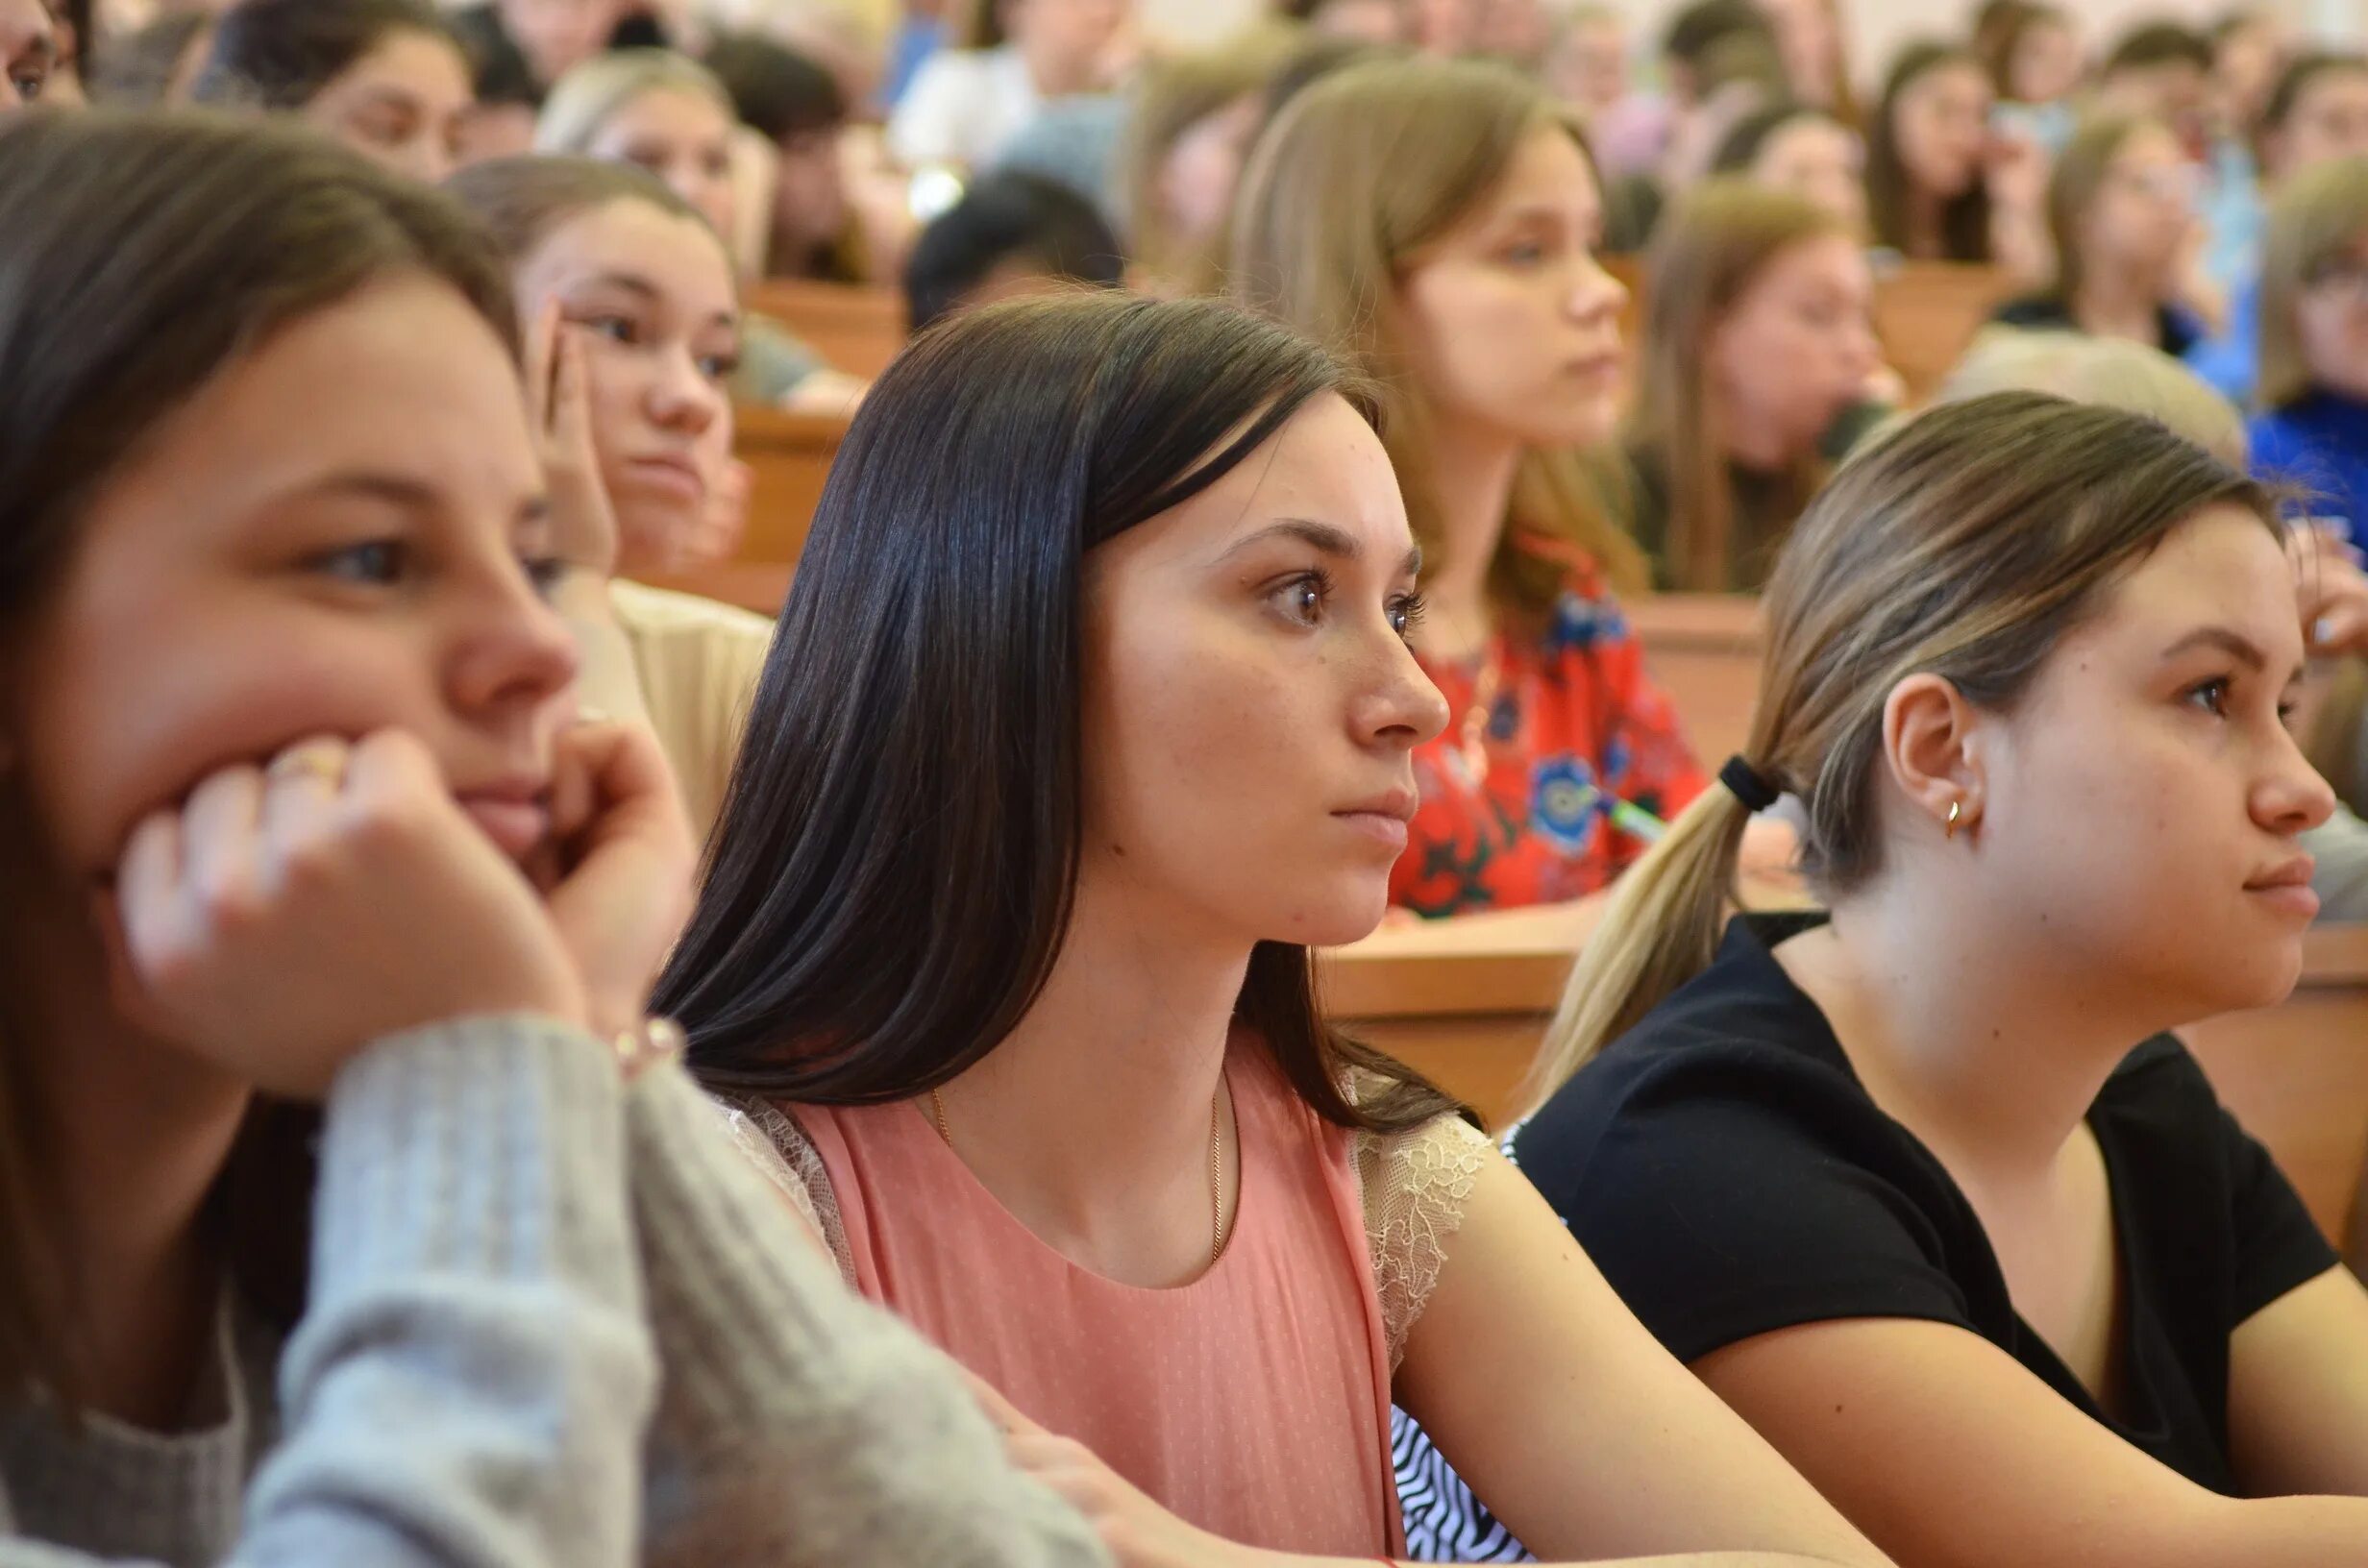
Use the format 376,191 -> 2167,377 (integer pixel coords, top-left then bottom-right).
445,154 -> 776,846
0,110 -> 1102,1568
656,289 -> 1893,1568
1227,58 -> 1732,923
902,166 -> 1125,331
533,47 -> 870,412
1864,41 -> 2048,280
1614,180 -> 1885,594
1989,113 -> 2217,359
1509,394 -> 2368,1567
185,0 -> 475,184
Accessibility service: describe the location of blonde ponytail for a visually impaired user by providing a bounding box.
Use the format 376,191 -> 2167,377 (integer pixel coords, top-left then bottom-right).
1517,779 -> 1755,1118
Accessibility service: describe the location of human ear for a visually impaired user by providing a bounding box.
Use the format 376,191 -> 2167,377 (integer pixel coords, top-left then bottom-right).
1881,671 -> 1985,840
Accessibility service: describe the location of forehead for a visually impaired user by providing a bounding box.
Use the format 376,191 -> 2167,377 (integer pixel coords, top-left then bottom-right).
0,0 -> 49,54
597,86 -> 733,141
2110,124 -> 2183,165
1764,116 -> 1853,160
516,199 -> 735,310
1467,126 -> 1599,220
1107,394 -> 1410,566
1905,61 -> 1988,107
2076,504 -> 2298,655
82,278 -> 539,549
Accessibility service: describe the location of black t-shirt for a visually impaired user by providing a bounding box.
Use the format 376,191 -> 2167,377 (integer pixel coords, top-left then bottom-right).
1509,911 -> 2338,1496
1989,292 -> 2205,359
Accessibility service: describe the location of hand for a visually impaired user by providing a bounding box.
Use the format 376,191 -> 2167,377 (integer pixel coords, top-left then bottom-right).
1983,129 -> 2048,213
527,720 -> 696,1040
677,457 -> 751,571
965,1373 -> 1270,1568
529,303 -> 622,581
110,732 -> 586,1099
2293,523 -> 2368,656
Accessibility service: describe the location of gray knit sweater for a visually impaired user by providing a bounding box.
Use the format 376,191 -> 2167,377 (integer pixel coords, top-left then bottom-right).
0,1016 -> 1109,1568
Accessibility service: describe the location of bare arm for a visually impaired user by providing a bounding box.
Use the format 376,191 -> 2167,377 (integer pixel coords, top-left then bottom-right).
1694,1315 -> 2368,1568
1391,1147 -> 1888,1568
2227,1265 -> 2368,1497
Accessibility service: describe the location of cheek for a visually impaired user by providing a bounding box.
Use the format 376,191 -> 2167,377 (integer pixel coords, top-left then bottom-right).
19,597 -> 437,874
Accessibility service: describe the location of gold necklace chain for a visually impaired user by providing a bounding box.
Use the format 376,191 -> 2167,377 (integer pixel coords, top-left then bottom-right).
929,1085 -> 1226,1270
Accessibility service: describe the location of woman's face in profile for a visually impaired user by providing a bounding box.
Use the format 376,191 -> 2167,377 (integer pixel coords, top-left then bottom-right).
1075,393 -> 1449,948
1961,505 -> 2330,1019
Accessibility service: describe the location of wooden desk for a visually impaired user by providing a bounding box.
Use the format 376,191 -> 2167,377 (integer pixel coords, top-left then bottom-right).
1627,592 -> 1764,765
745,279 -> 906,380
1321,917 -> 2368,1251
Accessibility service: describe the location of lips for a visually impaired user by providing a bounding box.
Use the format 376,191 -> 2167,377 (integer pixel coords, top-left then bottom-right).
1333,788 -> 1418,851
2245,854 -> 2320,920
624,453 -> 707,501
454,783 -> 552,863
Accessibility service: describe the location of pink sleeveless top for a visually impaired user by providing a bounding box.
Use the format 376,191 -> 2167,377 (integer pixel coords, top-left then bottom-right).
790,1041 -> 1404,1554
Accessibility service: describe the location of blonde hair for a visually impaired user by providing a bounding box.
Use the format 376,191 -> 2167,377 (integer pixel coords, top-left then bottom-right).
533,48 -> 735,157
1520,393 -> 2273,1113
1936,327 -> 2248,464
1117,32 -> 1293,294
1628,180 -> 1850,592
1228,56 -> 1650,605
2257,154 -> 2368,411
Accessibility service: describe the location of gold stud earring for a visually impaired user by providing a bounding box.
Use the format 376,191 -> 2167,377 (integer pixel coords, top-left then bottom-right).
1944,798 -> 1962,840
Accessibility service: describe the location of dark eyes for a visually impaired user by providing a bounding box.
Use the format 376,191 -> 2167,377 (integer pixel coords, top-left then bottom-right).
2183,674 -> 2300,728
313,539 -> 407,586
1270,570 -> 1425,642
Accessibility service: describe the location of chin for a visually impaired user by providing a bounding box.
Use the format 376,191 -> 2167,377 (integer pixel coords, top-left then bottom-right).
1265,882 -> 1395,950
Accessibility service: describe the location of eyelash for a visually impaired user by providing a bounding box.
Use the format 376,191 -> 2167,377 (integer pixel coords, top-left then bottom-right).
307,540 -> 569,600
1270,570 -> 1426,642
2183,674 -> 2300,727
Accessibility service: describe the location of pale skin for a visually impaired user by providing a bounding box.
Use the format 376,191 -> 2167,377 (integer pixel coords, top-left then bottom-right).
4,276 -> 692,1429
300,27 -> 474,186
1689,507 -> 2368,1566
817,393 -> 1887,1568
1389,126 -> 1796,910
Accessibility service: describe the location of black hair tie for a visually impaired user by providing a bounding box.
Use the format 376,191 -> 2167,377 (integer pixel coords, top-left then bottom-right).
1719,755 -> 1780,814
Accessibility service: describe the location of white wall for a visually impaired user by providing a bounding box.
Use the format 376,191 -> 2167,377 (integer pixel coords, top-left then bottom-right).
1139,0 -> 2365,71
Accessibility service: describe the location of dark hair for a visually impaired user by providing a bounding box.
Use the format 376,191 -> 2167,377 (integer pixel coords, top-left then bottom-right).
2104,22 -> 2212,79
658,291 -> 1456,1137
1663,0 -> 1771,72
901,171 -> 1122,331
0,108 -> 515,1403
86,12 -> 212,106
444,152 -> 709,262
2045,112 -> 2159,303
703,31 -> 845,142
469,30 -> 542,110
1710,99 -> 1826,173
1866,40 -> 1993,261
2259,51 -> 2368,150
189,0 -> 459,110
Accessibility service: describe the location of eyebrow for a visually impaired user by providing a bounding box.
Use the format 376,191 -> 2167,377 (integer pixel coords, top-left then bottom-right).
1220,517 -> 1422,578
568,271 -> 739,331
2159,625 -> 2277,674
279,473 -> 548,527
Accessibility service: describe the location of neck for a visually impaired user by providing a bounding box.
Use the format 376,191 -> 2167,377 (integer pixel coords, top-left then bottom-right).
1799,876 -> 2159,1176
936,867 -> 1244,1240
1411,414 -> 1523,659
13,901 -> 249,1427
1905,185 -> 1945,255
2073,261 -> 2165,341
1021,44 -> 1091,96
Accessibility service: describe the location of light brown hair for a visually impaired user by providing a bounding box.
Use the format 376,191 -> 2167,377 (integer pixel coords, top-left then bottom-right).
1227,55 -> 1650,607
2257,153 -> 2368,410
2045,112 -> 2166,305
1115,30 -> 1292,294
1628,179 -> 1850,591
1522,392 -> 2272,1111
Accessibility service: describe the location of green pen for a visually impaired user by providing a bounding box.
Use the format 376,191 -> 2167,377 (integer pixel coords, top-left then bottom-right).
1608,796 -> 1666,845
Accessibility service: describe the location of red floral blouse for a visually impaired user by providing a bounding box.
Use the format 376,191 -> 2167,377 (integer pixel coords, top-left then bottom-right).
1390,554 -> 1706,919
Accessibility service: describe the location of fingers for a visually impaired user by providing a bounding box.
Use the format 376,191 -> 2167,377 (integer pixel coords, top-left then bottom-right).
115,808 -> 185,981
525,300 -> 561,434
961,1367 -> 1048,1436
550,326 -> 597,468
181,764 -> 266,922
551,720 -> 690,858
259,736 -> 350,891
